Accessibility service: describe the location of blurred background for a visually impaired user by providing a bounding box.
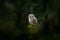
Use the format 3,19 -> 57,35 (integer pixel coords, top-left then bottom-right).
0,0 -> 60,40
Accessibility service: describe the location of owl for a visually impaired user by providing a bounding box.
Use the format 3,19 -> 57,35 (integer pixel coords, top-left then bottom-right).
28,14 -> 40,27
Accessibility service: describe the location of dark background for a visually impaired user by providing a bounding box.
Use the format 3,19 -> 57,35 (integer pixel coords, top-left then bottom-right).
0,0 -> 60,40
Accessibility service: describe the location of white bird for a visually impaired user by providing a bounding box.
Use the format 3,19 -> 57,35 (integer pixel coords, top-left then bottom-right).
28,14 -> 40,27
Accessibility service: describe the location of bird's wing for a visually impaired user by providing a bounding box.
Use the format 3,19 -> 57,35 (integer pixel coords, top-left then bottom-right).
32,18 -> 40,27
32,18 -> 38,24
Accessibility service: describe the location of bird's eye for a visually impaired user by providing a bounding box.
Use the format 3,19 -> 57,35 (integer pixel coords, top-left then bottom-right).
29,16 -> 31,17
31,15 -> 33,17
32,16 -> 34,17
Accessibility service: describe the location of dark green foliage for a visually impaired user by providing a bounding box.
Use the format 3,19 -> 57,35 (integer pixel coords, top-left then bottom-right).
0,0 -> 60,40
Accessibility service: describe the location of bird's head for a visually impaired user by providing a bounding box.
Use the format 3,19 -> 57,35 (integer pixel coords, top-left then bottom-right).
28,14 -> 35,19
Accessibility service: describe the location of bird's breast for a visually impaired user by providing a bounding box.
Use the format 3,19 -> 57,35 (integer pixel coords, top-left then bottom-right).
29,18 -> 35,25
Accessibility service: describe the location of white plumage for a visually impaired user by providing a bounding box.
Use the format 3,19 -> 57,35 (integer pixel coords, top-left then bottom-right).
28,14 -> 39,26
